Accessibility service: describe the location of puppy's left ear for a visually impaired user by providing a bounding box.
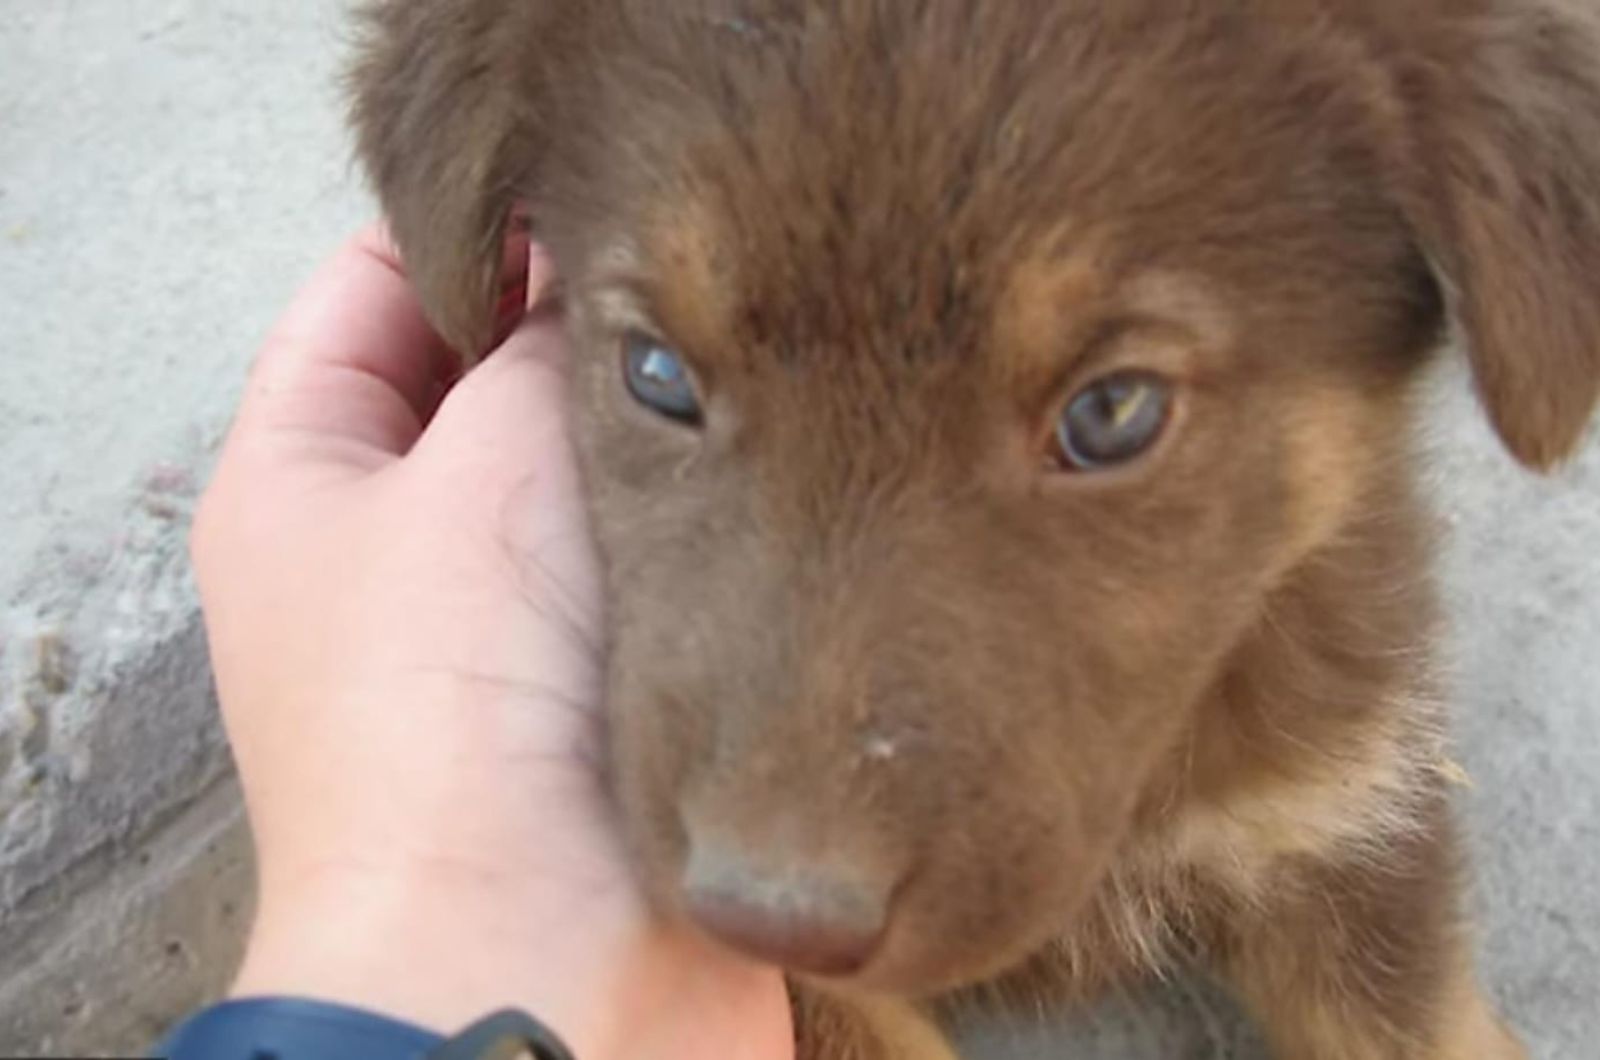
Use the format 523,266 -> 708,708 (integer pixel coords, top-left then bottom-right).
349,0 -> 559,360
1387,0 -> 1600,470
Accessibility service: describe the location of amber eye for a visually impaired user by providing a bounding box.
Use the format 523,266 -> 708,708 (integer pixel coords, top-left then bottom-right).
623,332 -> 702,425
1054,371 -> 1173,471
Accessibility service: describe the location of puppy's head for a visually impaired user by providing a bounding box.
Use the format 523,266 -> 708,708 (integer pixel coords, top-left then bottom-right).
352,0 -> 1600,992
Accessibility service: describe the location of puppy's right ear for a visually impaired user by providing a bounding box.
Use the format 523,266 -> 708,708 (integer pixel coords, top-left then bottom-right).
349,0 -> 551,359
1377,0 -> 1600,470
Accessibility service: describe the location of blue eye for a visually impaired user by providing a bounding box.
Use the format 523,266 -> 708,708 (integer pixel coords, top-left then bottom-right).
623,333 -> 703,425
1055,371 -> 1173,471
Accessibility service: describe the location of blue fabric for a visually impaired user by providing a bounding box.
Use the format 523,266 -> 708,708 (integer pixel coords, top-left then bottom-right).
157,997 -> 447,1059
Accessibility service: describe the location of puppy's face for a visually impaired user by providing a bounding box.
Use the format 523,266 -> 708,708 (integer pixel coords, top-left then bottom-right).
353,0 -> 1600,992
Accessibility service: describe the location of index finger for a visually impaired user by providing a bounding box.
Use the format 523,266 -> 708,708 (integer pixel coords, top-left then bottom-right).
232,224 -> 457,459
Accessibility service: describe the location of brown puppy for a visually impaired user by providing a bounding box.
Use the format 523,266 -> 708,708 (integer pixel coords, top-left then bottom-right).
349,2 -> 1600,1057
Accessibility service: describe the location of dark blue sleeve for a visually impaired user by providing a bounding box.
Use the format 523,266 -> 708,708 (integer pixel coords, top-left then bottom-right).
157,997 -> 446,1059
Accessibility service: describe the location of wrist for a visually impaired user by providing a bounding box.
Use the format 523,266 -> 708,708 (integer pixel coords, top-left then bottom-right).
233,862 -> 629,1055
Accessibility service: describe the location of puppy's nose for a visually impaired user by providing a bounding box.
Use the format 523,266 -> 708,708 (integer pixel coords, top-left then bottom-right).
682,843 -> 889,976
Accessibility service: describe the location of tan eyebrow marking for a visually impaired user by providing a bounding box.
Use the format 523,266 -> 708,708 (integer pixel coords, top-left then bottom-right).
993,234 -> 1112,396
641,199 -> 736,361
997,228 -> 1235,408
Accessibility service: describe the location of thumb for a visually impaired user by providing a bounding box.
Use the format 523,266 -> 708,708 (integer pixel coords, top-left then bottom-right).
406,312 -> 603,661
412,311 -> 579,491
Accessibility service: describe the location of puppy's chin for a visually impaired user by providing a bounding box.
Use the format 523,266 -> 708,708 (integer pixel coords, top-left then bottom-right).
842,871 -> 1115,998
812,926 -> 1050,999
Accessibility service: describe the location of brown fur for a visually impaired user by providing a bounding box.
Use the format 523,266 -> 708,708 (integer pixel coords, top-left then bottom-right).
349,1 -> 1600,1056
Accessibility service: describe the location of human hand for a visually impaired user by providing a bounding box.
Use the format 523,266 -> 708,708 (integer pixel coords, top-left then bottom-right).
189,224 -> 792,1060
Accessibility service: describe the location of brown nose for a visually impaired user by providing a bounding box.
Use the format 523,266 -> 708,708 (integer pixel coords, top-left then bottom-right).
682,843 -> 889,976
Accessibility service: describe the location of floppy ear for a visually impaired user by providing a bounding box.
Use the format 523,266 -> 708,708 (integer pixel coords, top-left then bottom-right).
1386,0 -> 1600,469
349,0 -> 552,359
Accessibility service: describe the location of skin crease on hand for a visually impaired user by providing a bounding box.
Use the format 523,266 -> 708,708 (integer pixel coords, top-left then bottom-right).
188,223 -> 793,1060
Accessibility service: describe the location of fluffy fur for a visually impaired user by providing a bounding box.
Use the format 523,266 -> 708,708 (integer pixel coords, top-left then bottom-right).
348,2 -> 1600,1056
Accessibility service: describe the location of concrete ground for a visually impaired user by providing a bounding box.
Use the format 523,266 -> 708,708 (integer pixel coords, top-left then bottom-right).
0,1 -> 1595,1056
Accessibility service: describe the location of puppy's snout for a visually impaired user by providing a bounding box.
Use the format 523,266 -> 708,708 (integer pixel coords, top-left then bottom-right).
682,839 -> 891,976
